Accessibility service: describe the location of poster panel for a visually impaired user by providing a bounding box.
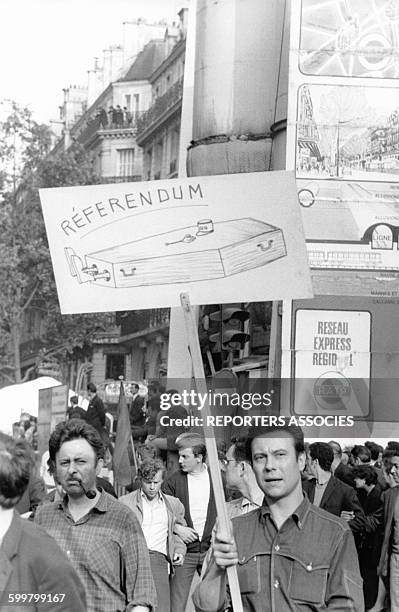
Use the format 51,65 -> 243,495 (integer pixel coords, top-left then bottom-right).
50,384 -> 68,429
293,309 -> 371,416
37,388 -> 52,461
39,171 -> 313,313
37,385 -> 68,459
287,0 -> 399,295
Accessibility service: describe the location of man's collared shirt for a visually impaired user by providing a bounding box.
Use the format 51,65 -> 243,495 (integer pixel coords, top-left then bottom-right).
313,473 -> 331,507
35,489 -> 157,612
230,491 -> 264,517
194,495 -> 363,612
141,491 -> 168,556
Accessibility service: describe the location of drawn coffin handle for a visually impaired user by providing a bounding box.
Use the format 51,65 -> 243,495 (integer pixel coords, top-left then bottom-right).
257,240 -> 273,252
65,247 -> 111,283
120,267 -> 137,277
84,266 -> 111,282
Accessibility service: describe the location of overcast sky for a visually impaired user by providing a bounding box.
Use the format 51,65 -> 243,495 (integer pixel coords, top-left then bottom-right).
1,0 -> 182,124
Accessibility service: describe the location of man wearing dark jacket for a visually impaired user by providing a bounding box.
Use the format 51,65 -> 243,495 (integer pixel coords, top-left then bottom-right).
15,474 -> 46,518
85,383 -> 106,435
353,465 -> 383,609
303,442 -> 366,536
162,433 -> 219,612
129,383 -> 146,441
377,452 -> 399,610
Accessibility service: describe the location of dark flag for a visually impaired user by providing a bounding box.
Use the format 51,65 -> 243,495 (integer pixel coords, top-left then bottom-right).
113,382 -> 132,487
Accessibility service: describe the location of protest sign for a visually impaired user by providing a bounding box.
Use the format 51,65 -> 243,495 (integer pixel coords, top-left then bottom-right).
39,171 -> 312,313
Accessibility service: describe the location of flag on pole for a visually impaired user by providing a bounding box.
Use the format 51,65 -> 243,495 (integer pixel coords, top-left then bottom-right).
113,382 -> 132,487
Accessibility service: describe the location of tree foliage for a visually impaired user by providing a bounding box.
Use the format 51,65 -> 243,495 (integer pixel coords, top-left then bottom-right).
0,100 -> 110,383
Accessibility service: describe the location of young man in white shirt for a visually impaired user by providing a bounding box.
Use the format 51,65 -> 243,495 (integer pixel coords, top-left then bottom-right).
120,458 -> 186,612
162,433 -> 220,612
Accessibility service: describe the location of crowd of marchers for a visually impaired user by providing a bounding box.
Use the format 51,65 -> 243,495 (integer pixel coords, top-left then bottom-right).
2,387 -> 399,611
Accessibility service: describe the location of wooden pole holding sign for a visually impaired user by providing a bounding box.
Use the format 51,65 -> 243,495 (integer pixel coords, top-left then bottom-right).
180,292 -> 243,612
130,435 -> 138,473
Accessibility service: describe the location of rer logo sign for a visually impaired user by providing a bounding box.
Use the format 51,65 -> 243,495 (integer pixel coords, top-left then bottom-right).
293,309 -> 371,416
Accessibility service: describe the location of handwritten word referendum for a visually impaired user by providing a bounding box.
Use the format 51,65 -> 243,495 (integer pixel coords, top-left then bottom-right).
60,183 -> 204,236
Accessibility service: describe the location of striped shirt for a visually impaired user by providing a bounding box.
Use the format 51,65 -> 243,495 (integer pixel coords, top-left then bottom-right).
35,489 -> 157,612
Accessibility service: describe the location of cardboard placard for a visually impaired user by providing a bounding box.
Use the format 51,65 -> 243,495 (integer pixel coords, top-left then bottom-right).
39,171 -> 312,313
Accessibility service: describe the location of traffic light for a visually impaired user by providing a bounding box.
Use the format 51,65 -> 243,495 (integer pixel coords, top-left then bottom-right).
209,307 -> 250,349
201,304 -> 250,371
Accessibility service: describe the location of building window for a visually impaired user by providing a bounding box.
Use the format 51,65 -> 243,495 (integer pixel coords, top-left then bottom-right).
105,354 -> 125,380
145,148 -> 152,180
169,129 -> 179,174
154,140 -> 163,178
125,94 -> 131,111
134,93 -> 140,114
117,148 -> 135,177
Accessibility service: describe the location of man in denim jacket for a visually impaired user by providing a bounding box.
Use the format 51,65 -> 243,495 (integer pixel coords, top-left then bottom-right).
193,425 -> 363,611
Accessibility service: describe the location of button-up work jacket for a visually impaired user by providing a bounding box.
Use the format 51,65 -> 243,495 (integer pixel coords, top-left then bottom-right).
193,496 -> 364,612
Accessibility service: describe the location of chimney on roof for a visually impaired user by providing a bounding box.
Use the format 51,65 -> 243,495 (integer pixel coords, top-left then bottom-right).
165,23 -> 180,53
87,58 -> 104,106
122,19 -> 167,65
60,85 -> 88,129
102,46 -> 124,87
178,7 -> 189,35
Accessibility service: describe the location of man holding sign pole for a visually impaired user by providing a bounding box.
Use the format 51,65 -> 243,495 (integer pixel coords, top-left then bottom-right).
193,425 -> 364,611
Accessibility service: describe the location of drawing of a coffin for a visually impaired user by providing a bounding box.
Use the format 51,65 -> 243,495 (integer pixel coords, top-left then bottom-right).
66,218 -> 287,288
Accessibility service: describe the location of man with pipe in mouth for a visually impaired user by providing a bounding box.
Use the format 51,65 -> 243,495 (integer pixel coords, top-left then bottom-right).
0,434 -> 86,612
35,419 -> 157,612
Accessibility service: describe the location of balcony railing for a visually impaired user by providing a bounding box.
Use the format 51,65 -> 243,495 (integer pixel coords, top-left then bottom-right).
119,308 -> 170,337
136,78 -> 183,141
101,175 -> 142,184
149,308 -> 170,328
75,112 -> 144,146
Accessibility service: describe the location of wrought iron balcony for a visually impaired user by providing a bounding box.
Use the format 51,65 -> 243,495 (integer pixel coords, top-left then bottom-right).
118,308 -> 170,337
101,175 -> 142,184
75,113 -> 144,146
149,308 -> 170,328
136,78 -> 183,142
